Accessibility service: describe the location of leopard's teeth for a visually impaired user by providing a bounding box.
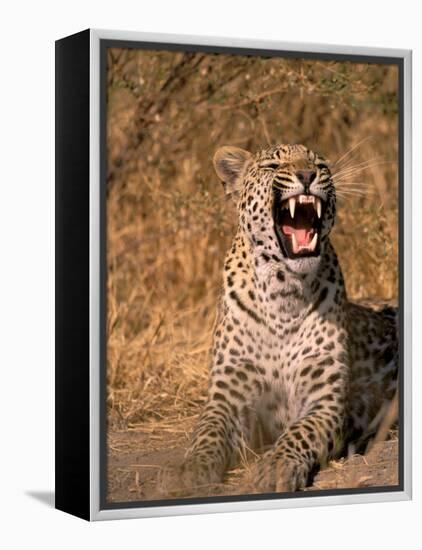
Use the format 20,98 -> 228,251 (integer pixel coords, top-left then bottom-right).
289,197 -> 296,218
309,232 -> 318,251
291,233 -> 298,253
298,195 -> 315,204
315,197 -> 322,219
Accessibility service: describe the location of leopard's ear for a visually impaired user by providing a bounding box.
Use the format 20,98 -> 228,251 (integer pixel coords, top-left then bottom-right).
213,146 -> 252,200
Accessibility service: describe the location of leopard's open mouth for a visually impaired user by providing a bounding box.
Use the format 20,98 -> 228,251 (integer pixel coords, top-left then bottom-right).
273,193 -> 325,259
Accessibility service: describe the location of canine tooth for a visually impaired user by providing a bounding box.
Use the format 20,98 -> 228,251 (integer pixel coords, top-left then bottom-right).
316,198 -> 322,219
289,197 -> 296,218
309,232 -> 318,251
291,233 -> 298,253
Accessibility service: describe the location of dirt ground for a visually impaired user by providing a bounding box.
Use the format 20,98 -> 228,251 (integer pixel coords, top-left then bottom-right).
107,423 -> 399,503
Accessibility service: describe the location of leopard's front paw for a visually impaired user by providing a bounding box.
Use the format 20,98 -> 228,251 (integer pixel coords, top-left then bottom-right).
157,456 -> 222,495
253,452 -> 308,493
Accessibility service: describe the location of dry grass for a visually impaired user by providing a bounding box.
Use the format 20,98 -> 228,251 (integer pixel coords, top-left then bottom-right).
105,48 -> 399,496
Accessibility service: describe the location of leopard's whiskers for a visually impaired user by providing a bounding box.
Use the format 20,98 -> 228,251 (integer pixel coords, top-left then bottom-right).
336,189 -> 370,198
333,136 -> 374,168
334,181 -> 369,191
331,158 -> 385,180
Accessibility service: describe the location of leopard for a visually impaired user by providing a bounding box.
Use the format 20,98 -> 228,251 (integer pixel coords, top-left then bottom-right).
159,143 -> 398,494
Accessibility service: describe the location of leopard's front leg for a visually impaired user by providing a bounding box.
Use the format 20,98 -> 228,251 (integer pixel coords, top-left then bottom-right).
254,355 -> 348,493
159,367 -> 256,493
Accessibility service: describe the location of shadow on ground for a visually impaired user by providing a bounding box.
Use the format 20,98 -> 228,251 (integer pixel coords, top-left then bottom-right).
26,491 -> 55,508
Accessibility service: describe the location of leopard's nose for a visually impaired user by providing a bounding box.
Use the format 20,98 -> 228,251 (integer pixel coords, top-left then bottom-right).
296,170 -> 317,192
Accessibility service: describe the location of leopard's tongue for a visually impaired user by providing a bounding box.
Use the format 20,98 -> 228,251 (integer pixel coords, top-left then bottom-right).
282,225 -> 314,246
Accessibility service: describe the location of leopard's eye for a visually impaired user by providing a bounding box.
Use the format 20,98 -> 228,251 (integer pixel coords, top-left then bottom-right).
259,162 -> 280,171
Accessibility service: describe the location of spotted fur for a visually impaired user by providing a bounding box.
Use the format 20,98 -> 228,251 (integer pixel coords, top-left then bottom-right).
160,144 -> 398,493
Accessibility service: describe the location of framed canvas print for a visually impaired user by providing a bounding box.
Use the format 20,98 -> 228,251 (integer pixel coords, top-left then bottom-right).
55,29 -> 412,521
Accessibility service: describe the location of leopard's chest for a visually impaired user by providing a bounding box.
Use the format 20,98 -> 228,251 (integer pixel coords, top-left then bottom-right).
241,310 -> 340,439
241,322 -> 309,431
